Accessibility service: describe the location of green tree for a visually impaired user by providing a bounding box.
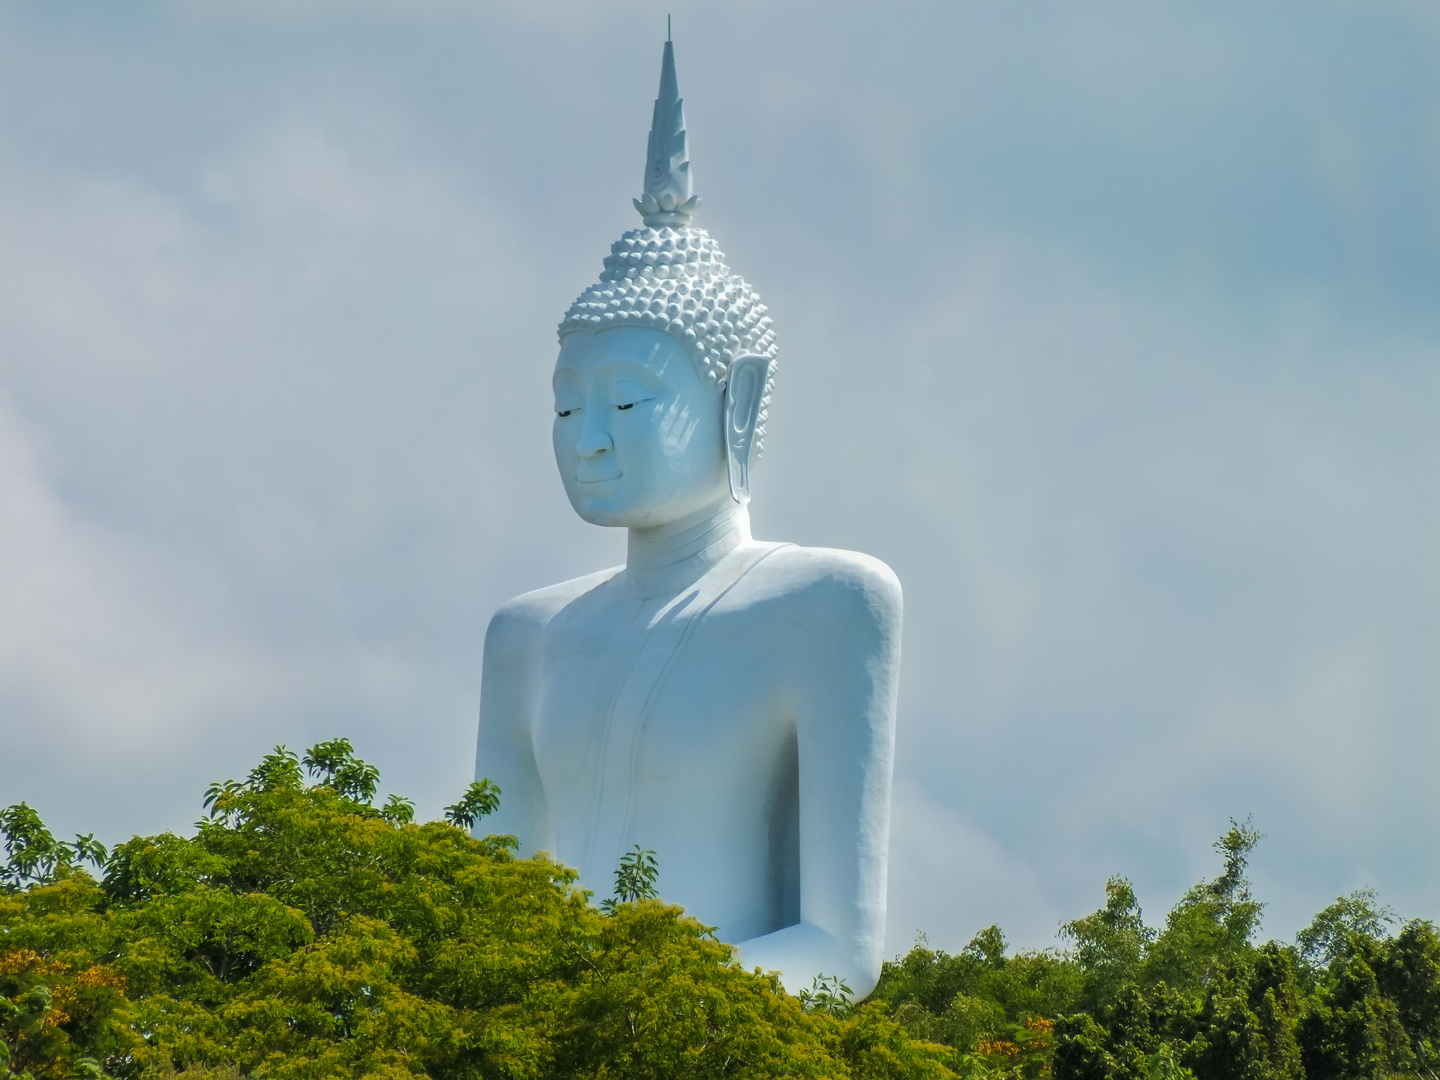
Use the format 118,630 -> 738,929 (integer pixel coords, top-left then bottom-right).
1062,878 -> 1155,1014
1144,818 -> 1264,998
1375,919 -> 1440,1074
1299,944 -> 1413,1080
299,738 -> 380,803
876,928 -> 1079,1076
378,795 -> 415,826
878,821 -> 1440,1080
600,844 -> 660,912
441,780 -> 500,832
1052,1014 -> 1114,1080
1295,890 -> 1396,971
800,974 -> 856,1018
1186,944 -> 1303,1080
2,741 -> 952,1080
1,805 -> 107,894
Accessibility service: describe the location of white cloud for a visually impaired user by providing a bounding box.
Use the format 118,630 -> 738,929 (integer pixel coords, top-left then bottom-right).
0,392 -> 259,751
886,779 -> 1061,957
2,0 -> 1439,950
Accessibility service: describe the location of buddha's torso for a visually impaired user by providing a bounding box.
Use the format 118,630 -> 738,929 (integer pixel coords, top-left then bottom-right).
529,541 -> 800,942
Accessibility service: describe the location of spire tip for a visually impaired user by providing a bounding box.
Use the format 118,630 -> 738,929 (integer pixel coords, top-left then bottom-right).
635,36 -> 699,227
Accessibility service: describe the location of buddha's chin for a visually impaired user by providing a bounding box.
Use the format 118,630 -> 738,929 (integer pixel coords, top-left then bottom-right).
570,493 -> 688,530
566,490 -> 632,528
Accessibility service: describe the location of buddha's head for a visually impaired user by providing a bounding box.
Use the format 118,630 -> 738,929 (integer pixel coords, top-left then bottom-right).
553,41 -> 778,530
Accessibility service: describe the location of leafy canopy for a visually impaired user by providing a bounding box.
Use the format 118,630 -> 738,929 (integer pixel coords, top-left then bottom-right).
874,817 -> 1440,1080
8,748 -> 1440,1080
1,740 -> 951,1080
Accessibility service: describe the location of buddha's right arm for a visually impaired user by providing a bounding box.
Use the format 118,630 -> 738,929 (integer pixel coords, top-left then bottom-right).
474,602 -> 555,857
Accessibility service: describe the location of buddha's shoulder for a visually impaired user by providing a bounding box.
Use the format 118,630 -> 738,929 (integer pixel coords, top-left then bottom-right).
742,543 -> 901,613
487,566 -> 624,639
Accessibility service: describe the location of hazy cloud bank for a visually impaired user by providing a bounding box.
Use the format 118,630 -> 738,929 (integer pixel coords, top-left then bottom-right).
3,0 -> 1439,955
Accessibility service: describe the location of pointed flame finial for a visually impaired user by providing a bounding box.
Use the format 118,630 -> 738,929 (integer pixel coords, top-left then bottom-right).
634,38 -> 701,227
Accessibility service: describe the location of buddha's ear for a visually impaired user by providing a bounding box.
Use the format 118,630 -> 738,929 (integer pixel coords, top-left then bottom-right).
723,354 -> 772,506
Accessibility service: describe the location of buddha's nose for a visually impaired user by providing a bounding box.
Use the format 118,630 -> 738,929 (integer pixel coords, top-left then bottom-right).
575,415 -> 614,457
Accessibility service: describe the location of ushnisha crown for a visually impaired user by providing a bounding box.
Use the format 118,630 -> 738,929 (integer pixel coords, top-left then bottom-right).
558,39 -> 778,452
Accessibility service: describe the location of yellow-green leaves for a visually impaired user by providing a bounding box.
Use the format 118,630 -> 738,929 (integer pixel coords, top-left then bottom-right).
2,743 -> 951,1080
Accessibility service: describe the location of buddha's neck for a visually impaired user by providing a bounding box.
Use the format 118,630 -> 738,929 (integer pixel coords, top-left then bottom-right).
623,500 -> 751,600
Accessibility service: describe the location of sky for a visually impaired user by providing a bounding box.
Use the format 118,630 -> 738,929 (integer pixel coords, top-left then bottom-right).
3,0 -> 1440,958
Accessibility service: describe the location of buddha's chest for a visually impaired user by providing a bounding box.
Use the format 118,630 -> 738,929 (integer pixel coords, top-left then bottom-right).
532,598 -> 781,793
529,585 -> 791,877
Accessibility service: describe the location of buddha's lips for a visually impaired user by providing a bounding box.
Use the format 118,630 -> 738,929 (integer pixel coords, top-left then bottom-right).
577,471 -> 622,485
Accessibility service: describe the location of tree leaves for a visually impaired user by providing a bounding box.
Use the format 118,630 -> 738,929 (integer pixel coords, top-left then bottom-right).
1,741 -> 949,1080
0,804 -> 108,894
300,740 -> 379,804
11,747 -> 1439,1080
441,780 -> 500,833
600,846 -> 659,913
878,822 -> 1440,1080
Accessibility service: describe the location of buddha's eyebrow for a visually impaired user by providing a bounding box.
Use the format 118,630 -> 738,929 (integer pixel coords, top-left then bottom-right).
597,361 -> 667,387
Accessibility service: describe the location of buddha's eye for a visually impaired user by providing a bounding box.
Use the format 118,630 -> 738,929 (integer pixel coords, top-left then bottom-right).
556,409 -> 573,418
610,380 -> 654,411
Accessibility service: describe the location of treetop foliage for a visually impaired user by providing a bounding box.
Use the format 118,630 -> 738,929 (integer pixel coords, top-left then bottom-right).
1,740 -> 951,1080
440,781 -> 500,834
874,816 -> 1440,1080
4,747 -> 1438,1080
600,846 -> 661,914
0,806 -> 106,896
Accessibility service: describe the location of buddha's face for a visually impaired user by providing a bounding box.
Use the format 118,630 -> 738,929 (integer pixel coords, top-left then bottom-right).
553,327 -> 728,528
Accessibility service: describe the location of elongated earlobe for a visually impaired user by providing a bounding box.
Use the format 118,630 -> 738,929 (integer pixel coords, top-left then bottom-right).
724,354 -> 772,505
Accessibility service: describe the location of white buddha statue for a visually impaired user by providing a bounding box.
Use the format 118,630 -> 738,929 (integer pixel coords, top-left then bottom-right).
475,39 -> 901,998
